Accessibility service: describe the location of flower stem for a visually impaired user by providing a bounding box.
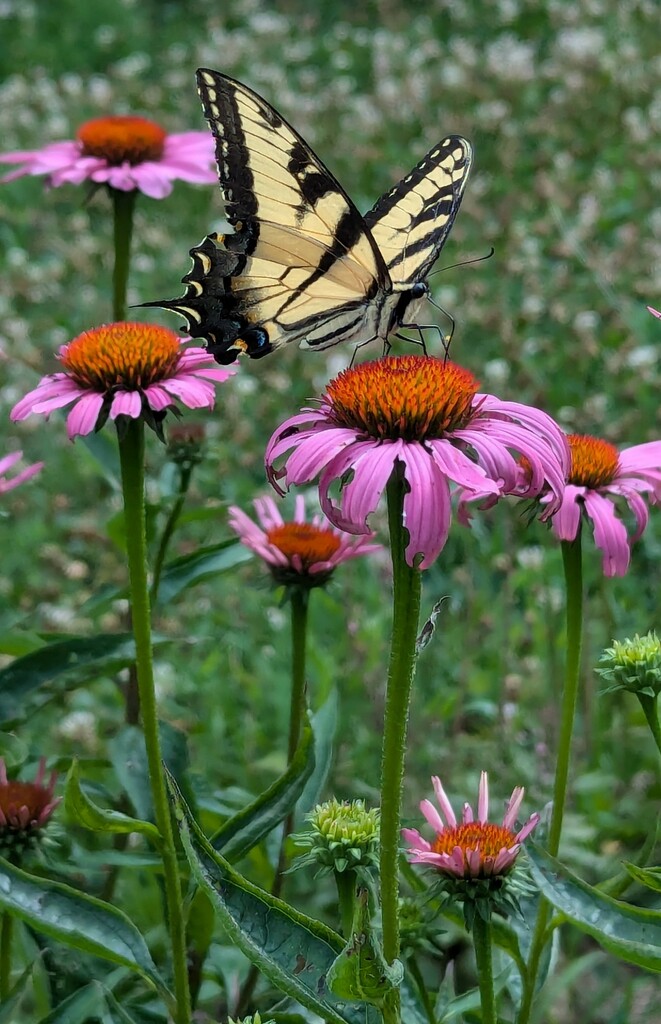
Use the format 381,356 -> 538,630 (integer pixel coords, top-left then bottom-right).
472,914 -> 497,1024
335,868 -> 358,938
112,187 -> 136,321
0,911 -> 12,999
151,462 -> 194,601
637,693 -> 661,758
517,534 -> 583,1024
118,419 -> 191,1024
380,471 -> 422,1019
272,586 -> 309,898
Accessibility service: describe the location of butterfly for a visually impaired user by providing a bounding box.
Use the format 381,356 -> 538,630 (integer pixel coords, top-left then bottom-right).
149,69 -> 472,365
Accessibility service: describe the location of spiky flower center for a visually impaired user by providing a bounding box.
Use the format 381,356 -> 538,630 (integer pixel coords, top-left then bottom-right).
0,780 -> 54,831
267,523 -> 341,568
311,798 -> 380,845
60,322 -> 182,391
568,434 -> 619,488
77,116 -> 166,163
325,356 -> 479,441
432,822 -> 517,864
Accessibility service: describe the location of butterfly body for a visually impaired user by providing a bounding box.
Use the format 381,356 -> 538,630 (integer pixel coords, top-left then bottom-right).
150,70 -> 472,364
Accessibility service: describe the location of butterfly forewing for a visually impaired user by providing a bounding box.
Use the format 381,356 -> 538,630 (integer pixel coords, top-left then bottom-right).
364,137 -> 472,288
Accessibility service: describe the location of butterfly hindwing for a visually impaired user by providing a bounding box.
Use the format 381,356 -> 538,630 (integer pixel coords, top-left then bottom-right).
148,69 -> 472,363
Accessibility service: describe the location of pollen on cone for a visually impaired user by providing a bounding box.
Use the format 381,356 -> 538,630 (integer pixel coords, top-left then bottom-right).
77,116 -> 167,164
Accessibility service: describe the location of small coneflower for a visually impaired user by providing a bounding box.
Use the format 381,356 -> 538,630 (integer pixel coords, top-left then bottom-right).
0,115 -> 217,198
403,772 -> 539,880
546,433 -> 661,576
227,495 -> 380,588
10,322 -> 235,440
266,356 -> 569,569
403,772 -> 539,926
0,450 -> 43,494
0,757 -> 60,859
292,798 -> 381,876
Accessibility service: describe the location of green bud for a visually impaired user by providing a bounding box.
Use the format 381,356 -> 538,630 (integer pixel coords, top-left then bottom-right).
597,632 -> 661,697
291,798 -> 380,876
227,1013 -> 275,1024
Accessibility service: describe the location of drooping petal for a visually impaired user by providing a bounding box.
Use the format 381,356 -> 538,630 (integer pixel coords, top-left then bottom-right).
65,392 -> 104,439
399,444 -> 453,568
583,490 -> 631,576
419,798 -> 446,834
503,786 -> 525,830
551,485 -> 584,541
110,390 -> 142,420
318,440 -> 398,536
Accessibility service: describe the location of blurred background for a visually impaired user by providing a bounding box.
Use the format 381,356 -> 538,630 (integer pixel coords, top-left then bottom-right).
1,1 -> 660,1018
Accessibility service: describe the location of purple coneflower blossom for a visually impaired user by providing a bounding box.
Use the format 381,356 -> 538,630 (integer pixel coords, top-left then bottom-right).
402,771 -> 539,880
0,450 -> 43,494
10,322 -> 235,440
266,356 -> 569,569
0,757 -> 60,858
546,433 -> 661,576
228,495 -> 380,588
0,115 -> 217,199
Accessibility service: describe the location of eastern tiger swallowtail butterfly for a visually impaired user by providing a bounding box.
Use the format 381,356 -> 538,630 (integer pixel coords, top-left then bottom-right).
149,69 -> 472,365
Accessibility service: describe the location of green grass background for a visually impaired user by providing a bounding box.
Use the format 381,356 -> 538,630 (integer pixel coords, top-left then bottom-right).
1,0 -> 660,1019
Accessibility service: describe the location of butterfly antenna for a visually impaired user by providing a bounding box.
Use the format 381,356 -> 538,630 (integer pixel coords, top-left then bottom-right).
427,246 -> 495,279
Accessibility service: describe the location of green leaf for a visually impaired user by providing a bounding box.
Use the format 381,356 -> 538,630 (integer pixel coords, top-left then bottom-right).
0,634 -> 138,727
0,731 -> 28,767
0,858 -> 171,1003
622,861 -> 661,894
0,959 -> 35,1024
155,541 -> 252,604
211,714 -> 315,861
528,844 -> 661,971
296,688 -> 338,818
168,773 -> 380,1024
64,759 -> 161,843
109,721 -> 191,822
327,888 -> 403,1007
35,981 -> 107,1024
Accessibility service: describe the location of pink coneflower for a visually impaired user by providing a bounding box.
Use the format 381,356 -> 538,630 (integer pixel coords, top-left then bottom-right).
228,495 -> 380,588
402,772 -> 539,880
266,356 -> 569,569
547,433 -> 661,576
0,115 -> 217,199
0,450 -> 43,494
10,322 -> 235,440
0,757 -> 60,859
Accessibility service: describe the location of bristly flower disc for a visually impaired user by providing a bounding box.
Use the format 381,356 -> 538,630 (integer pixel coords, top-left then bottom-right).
266,355 -> 569,569
10,322 -> 235,440
0,758 -> 60,860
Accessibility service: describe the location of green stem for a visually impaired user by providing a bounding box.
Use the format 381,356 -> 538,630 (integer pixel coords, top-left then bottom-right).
638,693 -> 661,758
118,419 -> 191,1024
151,463 -> 194,601
517,535 -> 583,1024
379,471 -> 422,1023
335,869 -> 358,938
472,914 -> 497,1024
406,956 -> 436,1024
112,187 -> 136,321
272,587 -> 309,897
0,911 -> 12,999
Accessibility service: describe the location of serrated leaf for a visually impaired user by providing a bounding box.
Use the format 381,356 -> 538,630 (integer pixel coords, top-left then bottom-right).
0,634 -> 138,727
64,759 -> 161,843
168,773 -> 380,1024
211,715 -> 314,861
528,844 -> 661,972
0,858 -> 171,1004
155,541 -> 252,604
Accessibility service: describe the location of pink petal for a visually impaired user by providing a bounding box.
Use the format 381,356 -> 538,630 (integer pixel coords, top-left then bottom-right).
0,451 -> 23,474
583,490 -> 630,576
515,812 -> 541,844
551,485 -> 583,541
431,776 -> 457,827
319,440 -> 398,535
419,798 -> 445,834
477,771 -> 489,823
401,827 -> 431,852
65,392 -> 104,438
503,786 -> 525,830
159,376 -> 215,408
647,306 -> 661,320
398,444 -> 453,568
110,391 -> 142,419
